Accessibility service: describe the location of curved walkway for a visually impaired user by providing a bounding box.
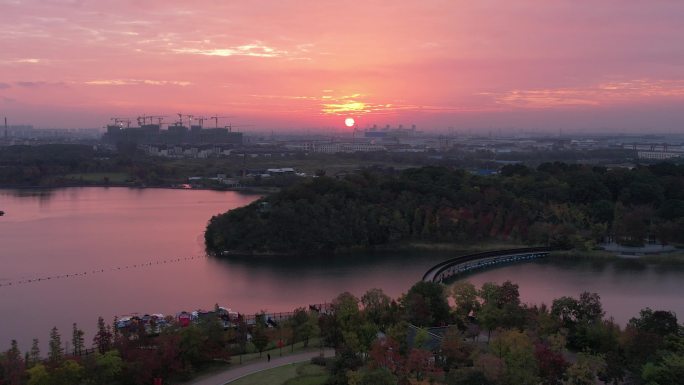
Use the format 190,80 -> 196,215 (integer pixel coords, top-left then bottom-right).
423,247 -> 553,283
186,348 -> 335,385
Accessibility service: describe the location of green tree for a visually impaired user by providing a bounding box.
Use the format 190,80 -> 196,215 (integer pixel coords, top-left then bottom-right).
478,302 -> 504,342
26,364 -> 50,385
629,308 -> 679,337
179,325 -> 206,367
332,292 -> 361,332
563,353 -> 606,385
576,292 -> 604,323
478,282 -> 525,338
451,281 -> 480,323
319,313 -> 343,348
51,360 -> 83,385
413,327 -> 430,350
641,353 -> 684,385
357,322 -> 379,356
93,316 -> 112,354
361,288 -> 392,326
72,323 -> 85,356
48,327 -> 64,367
403,281 -> 450,327
304,311 -> 321,347
28,339 -> 40,368
289,307 -> 319,348
552,292 -> 605,350
198,314 -> 229,360
490,330 -> 539,385
2,340 -> 25,385
252,325 -> 270,358
84,350 -> 123,385
328,348 -> 363,385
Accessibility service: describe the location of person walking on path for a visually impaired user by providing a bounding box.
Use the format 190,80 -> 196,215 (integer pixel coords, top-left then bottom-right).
267,353 -> 271,362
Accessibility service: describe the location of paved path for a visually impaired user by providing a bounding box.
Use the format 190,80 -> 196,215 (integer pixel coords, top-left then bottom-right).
187,348 -> 335,385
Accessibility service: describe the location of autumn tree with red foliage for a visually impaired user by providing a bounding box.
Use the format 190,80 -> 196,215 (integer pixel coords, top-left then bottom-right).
534,342 -> 568,385
369,337 -> 404,376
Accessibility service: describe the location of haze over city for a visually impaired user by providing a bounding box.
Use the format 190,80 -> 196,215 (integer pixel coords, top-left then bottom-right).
1,0 -> 683,131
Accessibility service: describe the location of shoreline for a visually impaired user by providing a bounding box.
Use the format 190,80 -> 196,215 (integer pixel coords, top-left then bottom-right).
0,183 -> 273,194
550,249 -> 684,263
214,243 -> 684,265
211,241 -> 535,258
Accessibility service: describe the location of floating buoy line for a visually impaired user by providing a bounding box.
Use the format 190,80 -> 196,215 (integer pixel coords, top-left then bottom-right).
0,255 -> 209,288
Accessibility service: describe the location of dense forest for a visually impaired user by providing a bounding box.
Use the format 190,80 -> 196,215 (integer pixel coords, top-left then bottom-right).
1,281 -> 681,385
205,163 -> 684,254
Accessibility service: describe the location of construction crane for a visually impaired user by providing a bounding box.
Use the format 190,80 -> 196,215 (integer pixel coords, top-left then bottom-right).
210,115 -> 235,129
110,117 -> 132,128
194,116 -> 209,128
149,115 -> 167,125
136,115 -> 147,126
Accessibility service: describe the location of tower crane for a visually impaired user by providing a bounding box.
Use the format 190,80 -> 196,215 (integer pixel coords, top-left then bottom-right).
149,115 -> 167,125
110,117 -> 132,128
176,113 -> 185,126
194,116 -> 208,128
210,115 -> 235,129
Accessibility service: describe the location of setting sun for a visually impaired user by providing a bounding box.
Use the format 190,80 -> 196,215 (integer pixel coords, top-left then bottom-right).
345,118 -> 355,127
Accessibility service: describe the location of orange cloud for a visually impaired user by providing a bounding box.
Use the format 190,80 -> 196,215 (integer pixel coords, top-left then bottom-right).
173,43 -> 287,58
493,80 -> 684,108
84,79 -> 192,86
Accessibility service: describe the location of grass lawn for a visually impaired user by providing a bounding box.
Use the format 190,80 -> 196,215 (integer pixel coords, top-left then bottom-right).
230,338 -> 323,365
170,340 -> 326,384
230,363 -> 327,385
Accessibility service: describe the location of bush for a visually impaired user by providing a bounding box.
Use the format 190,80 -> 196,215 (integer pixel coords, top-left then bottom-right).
310,355 -> 329,366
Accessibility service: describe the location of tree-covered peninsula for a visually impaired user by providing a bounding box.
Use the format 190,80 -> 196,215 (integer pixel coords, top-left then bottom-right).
205,163 -> 684,255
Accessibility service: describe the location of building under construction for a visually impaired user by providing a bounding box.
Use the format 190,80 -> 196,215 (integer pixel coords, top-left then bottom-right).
102,114 -> 244,146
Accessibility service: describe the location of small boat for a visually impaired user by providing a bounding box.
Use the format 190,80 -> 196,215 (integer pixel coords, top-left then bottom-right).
0,211 -> 4,216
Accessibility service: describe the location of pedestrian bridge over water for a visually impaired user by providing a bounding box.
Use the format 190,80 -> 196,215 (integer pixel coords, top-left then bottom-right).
422,247 -> 553,283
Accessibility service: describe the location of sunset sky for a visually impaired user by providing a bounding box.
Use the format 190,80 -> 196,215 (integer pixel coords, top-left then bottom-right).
1,0 -> 683,131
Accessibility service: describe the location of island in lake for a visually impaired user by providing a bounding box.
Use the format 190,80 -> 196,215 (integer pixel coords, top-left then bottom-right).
205,163 -> 684,256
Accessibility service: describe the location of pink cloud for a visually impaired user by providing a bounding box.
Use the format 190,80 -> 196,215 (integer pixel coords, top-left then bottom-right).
0,0 -> 683,130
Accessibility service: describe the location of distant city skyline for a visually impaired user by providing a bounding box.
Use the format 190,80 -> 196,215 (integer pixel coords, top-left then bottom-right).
1,0 -> 683,131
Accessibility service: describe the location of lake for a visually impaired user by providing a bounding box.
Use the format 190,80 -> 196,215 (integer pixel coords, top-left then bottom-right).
1,187 -> 683,350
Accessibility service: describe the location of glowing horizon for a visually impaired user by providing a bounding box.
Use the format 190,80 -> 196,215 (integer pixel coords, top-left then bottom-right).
1,1 -> 683,131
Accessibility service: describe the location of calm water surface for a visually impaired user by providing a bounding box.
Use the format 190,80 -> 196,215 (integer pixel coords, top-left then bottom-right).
1,187 -> 683,350
0,188 -> 446,350
452,257 -> 684,325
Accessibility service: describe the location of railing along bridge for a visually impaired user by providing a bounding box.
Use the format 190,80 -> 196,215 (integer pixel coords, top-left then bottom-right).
422,247 -> 554,283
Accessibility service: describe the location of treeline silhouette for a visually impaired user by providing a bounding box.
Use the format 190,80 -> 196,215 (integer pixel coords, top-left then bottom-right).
205,163 -> 684,254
